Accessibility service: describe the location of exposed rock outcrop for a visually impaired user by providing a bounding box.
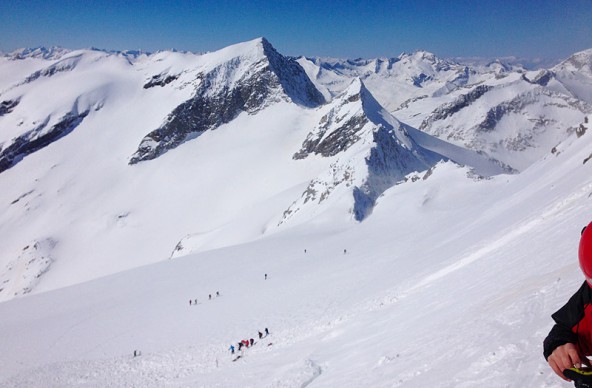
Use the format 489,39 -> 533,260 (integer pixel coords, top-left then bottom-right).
0,109 -> 89,173
130,38 -> 325,164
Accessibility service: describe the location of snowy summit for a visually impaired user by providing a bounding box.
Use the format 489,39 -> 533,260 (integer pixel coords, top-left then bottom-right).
0,37 -> 591,387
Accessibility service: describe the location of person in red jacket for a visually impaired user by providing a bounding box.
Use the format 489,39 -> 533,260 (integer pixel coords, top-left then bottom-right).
544,223 -> 592,382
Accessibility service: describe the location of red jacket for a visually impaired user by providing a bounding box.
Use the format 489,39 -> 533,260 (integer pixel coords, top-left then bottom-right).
544,281 -> 592,359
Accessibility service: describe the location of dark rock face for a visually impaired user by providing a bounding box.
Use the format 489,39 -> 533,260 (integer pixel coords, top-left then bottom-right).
0,99 -> 19,116
24,55 -> 81,84
420,85 -> 493,130
293,82 -> 373,160
0,111 -> 89,173
130,62 -> 281,164
294,114 -> 369,159
263,39 -> 325,108
523,70 -> 554,86
130,39 -> 325,164
412,73 -> 431,87
143,73 -> 179,89
477,105 -> 507,133
474,90 -> 550,134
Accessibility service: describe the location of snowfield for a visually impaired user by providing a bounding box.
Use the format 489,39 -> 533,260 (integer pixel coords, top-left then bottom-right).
0,39 -> 592,387
2,138 -> 591,387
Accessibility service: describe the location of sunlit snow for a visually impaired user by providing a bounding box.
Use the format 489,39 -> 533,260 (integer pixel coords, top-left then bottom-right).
0,38 -> 591,387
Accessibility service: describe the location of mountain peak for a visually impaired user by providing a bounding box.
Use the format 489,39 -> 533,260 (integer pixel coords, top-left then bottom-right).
129,36 -> 324,164
340,78 -> 402,135
6,46 -> 71,60
397,50 -> 439,64
289,76 -> 444,222
555,48 -> 592,74
208,37 -> 272,62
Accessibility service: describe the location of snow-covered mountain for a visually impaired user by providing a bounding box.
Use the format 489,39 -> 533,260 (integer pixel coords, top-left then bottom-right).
5,46 -> 72,61
300,50 -> 592,172
552,49 -> 592,104
284,78 -> 506,223
285,78 -> 443,222
1,37 -> 592,387
131,38 -> 325,163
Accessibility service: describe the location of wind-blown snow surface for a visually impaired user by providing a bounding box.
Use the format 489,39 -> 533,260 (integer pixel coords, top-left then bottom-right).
1,38 -> 592,387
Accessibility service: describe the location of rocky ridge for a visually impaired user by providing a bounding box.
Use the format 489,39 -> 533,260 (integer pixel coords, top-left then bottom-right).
129,38 -> 325,164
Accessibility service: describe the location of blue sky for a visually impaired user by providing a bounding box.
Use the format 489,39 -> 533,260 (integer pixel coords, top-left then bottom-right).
1,0 -> 591,61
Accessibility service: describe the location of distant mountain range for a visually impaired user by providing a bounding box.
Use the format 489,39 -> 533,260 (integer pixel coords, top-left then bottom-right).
0,37 -> 590,300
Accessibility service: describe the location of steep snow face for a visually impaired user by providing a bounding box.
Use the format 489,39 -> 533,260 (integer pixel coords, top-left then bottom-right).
0,49 -> 139,173
0,238 -> 57,302
285,79 -> 444,222
2,120 -> 592,387
0,109 -> 89,173
555,49 -> 592,75
417,80 -> 591,171
129,38 -> 324,163
553,49 -> 592,104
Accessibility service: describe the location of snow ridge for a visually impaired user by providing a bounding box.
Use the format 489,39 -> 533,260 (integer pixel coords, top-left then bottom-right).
285,79 -> 443,223
5,47 -> 71,60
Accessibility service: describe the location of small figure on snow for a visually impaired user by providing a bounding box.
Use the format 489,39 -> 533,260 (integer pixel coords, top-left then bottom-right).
229,344 -> 235,354
265,273 -> 268,280
209,294 -> 212,300
258,331 -> 263,339
238,342 -> 243,351
216,291 -> 220,297
265,327 -> 270,336
344,249 -> 347,254
189,299 -> 192,306
250,338 -> 254,346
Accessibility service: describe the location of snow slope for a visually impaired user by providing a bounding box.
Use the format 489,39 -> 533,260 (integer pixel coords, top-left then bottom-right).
1,118 -> 591,387
1,38 -> 592,387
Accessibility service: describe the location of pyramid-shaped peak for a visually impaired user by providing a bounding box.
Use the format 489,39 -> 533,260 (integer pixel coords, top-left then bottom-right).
338,78 -> 388,124
237,36 -> 272,51
341,77 -> 365,96
204,37 -> 273,63
340,78 -> 376,102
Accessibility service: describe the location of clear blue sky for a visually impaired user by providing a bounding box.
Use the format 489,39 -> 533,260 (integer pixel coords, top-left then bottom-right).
1,0 -> 591,60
